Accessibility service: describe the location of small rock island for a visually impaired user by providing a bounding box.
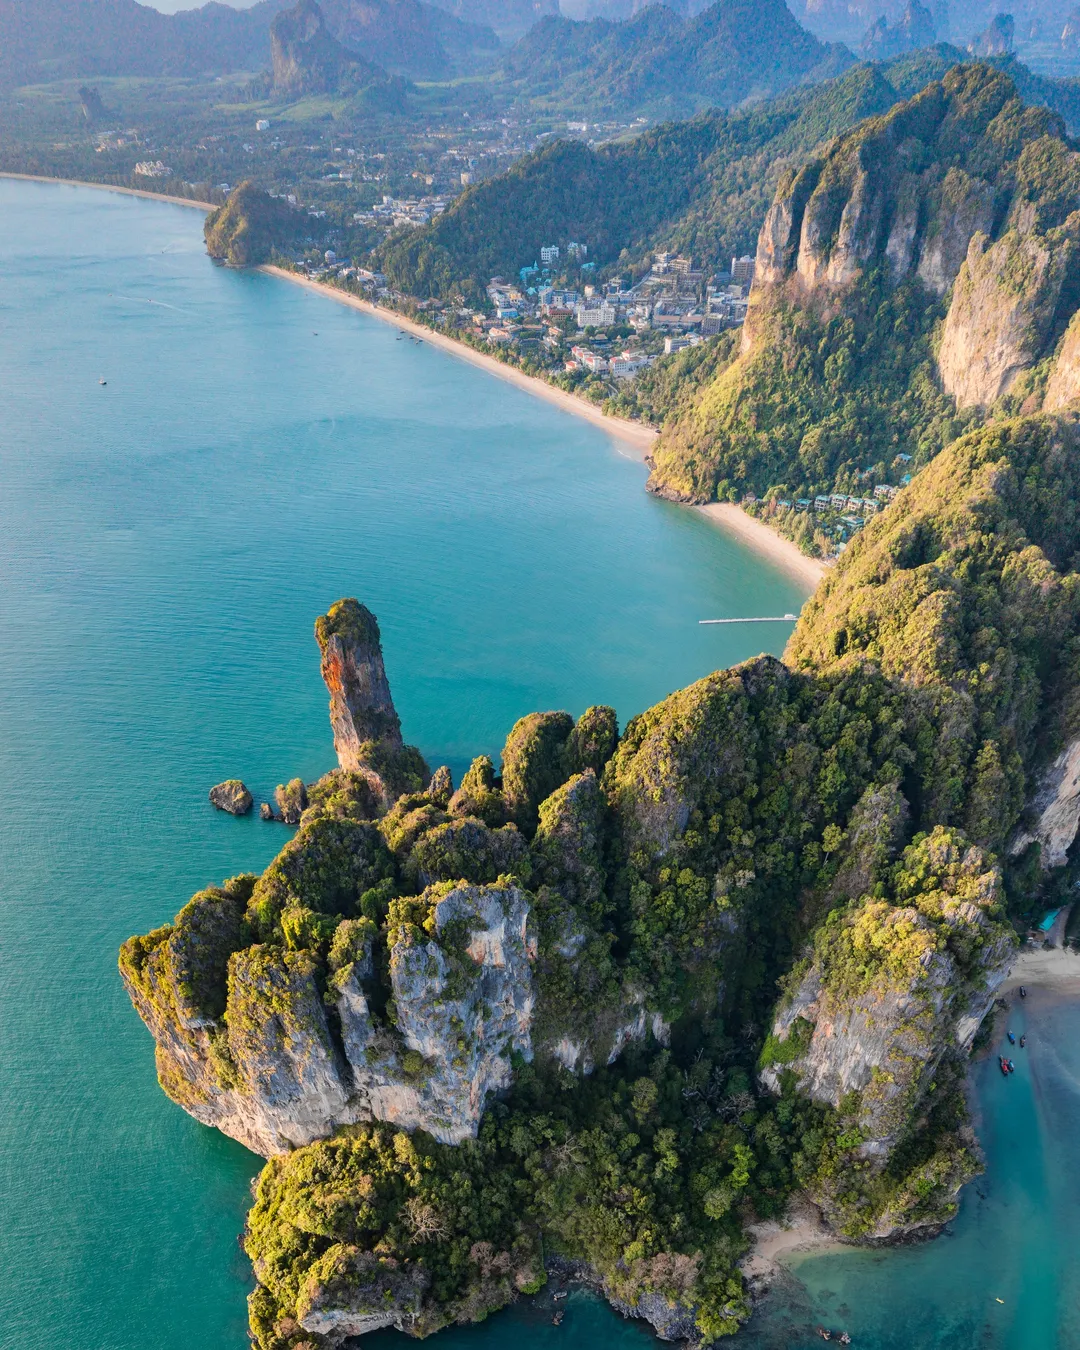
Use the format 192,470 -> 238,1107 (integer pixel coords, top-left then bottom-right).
209,779 -> 253,815
122,412 -> 1080,1350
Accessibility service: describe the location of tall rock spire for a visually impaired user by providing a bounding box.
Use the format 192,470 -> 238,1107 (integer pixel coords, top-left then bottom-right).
315,599 -> 403,771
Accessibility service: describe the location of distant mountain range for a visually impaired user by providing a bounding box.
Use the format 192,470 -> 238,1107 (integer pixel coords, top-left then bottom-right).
0,0 -> 287,86
316,0 -> 497,78
505,0 -> 854,116
0,0 -> 496,87
425,0 -> 558,42
791,0 -> 1080,70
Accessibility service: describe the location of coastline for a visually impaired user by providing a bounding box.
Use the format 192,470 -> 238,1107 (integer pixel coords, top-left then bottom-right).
0,171 -> 214,212
0,178 -> 826,593
741,1198 -> 841,1289
696,502 -> 829,590
260,265 -> 660,454
1002,943 -> 1080,996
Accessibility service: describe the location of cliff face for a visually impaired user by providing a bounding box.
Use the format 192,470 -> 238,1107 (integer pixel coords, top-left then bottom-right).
270,0 -> 386,95
120,862 -> 538,1153
1044,310 -> 1080,411
646,65 -> 1080,506
938,212 -> 1080,407
746,67 -> 1050,318
746,65 -> 1080,409
123,418 -> 1080,1350
761,830 -> 1016,1236
1009,734 -> 1080,867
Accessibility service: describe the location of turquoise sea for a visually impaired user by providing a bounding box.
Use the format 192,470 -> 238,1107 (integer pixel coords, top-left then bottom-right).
0,178 -> 1075,1350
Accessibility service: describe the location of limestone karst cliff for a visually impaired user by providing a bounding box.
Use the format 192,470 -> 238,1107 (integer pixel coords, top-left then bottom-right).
121,605 -> 658,1156
760,829 -> 1015,1237
646,64 -> 1080,507
270,0 -> 387,96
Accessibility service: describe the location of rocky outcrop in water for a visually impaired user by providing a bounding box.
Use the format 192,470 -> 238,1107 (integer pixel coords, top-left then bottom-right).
316,598 -> 404,763
123,411 -> 1080,1350
209,779 -> 252,815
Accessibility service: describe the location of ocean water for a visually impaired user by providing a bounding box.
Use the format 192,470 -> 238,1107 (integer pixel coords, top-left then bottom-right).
1,178 -> 1075,1350
0,178 -> 806,1350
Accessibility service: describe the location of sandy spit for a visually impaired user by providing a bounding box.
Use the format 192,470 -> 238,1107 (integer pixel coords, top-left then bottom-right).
0,171 -> 214,211
696,503 -> 829,591
260,266 -> 661,454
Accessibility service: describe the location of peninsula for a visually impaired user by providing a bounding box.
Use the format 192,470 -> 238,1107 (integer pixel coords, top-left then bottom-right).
122,403 -> 1080,1349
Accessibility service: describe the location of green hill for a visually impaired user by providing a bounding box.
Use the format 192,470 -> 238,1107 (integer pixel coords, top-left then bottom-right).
204,181 -> 318,266
505,0 -> 854,118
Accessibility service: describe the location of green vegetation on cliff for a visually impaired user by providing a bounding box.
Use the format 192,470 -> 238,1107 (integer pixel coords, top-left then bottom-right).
646,64 -> 1080,516
122,403 -> 1080,1345
204,182 -> 316,267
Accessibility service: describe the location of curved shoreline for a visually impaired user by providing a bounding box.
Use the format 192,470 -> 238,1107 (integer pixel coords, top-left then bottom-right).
259,265 -> 660,454
696,503 -> 828,589
261,269 -> 825,591
0,174 -> 822,592
0,171 -> 214,212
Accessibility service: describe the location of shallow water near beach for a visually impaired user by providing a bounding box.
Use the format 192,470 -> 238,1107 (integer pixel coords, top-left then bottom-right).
0,176 -> 1076,1350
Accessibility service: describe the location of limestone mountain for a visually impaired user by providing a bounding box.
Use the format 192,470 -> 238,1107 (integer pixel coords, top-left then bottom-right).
646,63 -> 1080,507
860,0 -> 937,58
270,0 -> 390,95
122,406 -> 1080,1346
504,0 -> 854,118
0,0 -> 289,87
315,0 -> 499,78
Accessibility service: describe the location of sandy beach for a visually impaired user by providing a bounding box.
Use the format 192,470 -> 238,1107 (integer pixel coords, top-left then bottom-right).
741,1197 -> 840,1288
1002,942 -> 1080,995
0,171 -> 214,212
697,502 -> 829,590
0,179 -> 833,590
261,265 -> 660,454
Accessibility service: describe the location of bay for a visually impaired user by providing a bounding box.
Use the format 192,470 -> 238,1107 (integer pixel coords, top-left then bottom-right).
0,178 -> 806,1349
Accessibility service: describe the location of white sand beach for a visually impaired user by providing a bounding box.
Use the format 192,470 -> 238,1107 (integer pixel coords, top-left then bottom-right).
0,171 -> 214,211
697,502 -> 829,590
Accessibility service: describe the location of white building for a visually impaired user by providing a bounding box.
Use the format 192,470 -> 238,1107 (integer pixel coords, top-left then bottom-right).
731,254 -> 755,285
574,301 -> 616,327
256,119 -> 271,132
664,334 -> 703,355
540,244 -> 561,266
611,352 -> 653,379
